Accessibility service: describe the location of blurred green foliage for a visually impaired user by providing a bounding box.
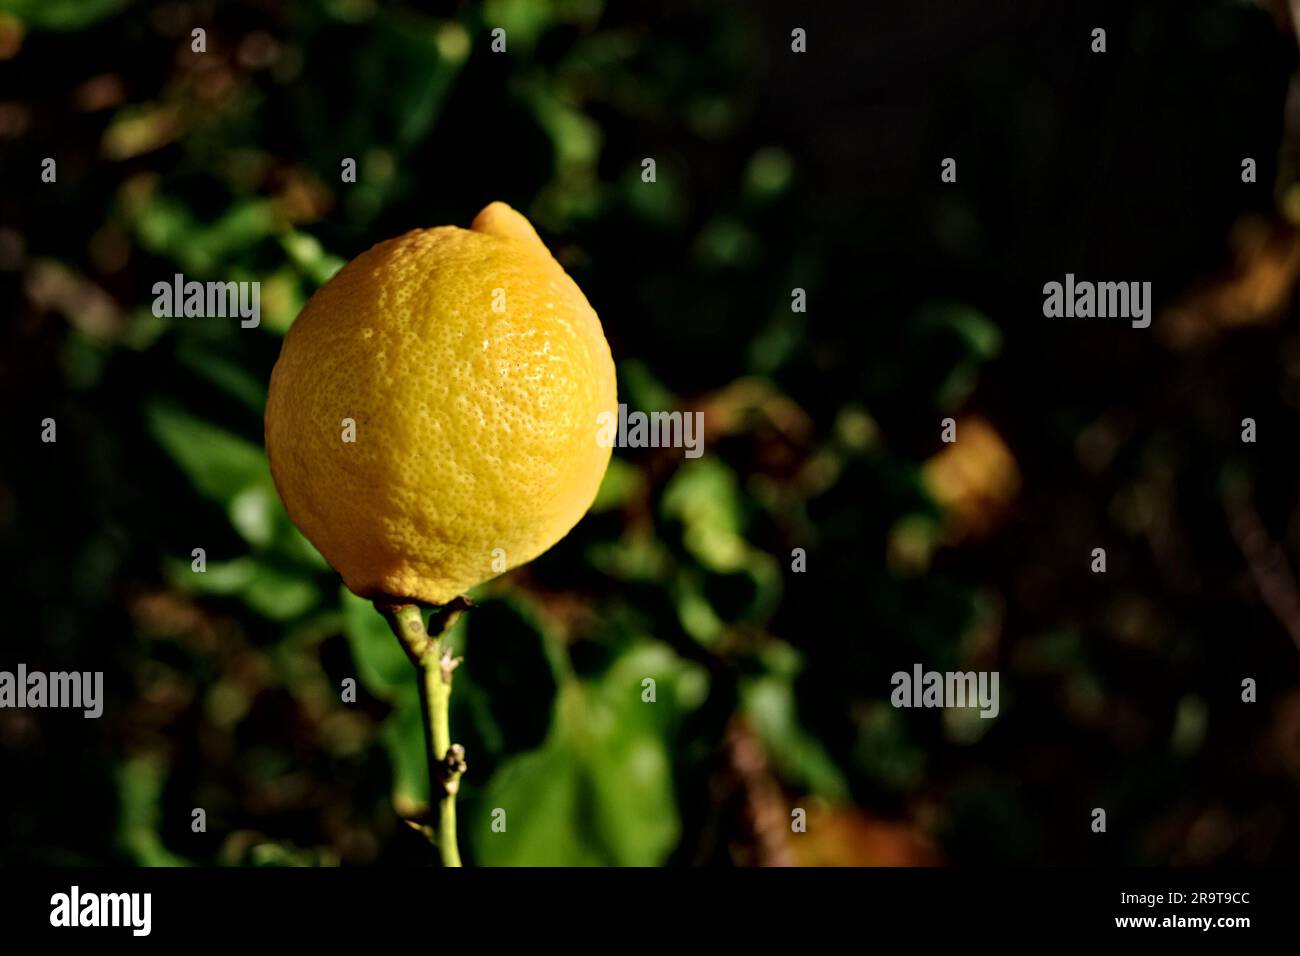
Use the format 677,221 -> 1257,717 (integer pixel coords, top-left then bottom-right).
3,0 -> 1300,867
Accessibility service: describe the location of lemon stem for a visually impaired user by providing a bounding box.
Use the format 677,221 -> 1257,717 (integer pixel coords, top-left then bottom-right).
377,598 -> 470,868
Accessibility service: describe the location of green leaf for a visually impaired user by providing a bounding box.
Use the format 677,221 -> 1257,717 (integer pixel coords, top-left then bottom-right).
132,196 -> 278,274
229,485 -> 278,548
672,573 -> 724,646
618,359 -> 677,414
472,641 -> 705,866
662,458 -> 744,538
743,146 -> 794,201
590,455 -> 642,512
115,754 -> 191,867
741,673 -> 850,801
483,0 -> 556,58
145,402 -> 322,567
341,590 -> 413,701
165,555 -> 258,595
472,745 -> 605,866
279,231 -> 345,288
580,644 -> 702,865
273,522 -> 329,571
164,556 -> 320,621
383,684 -> 430,807
623,159 -> 687,228
194,200 -> 281,265
174,342 -> 268,413
340,592 -> 426,805
146,402 -> 270,506
930,303 -> 1002,359
662,457 -> 750,571
586,534 -> 671,582
8,0 -> 129,30
456,597 -> 558,756
379,14 -> 464,148
237,561 -> 321,620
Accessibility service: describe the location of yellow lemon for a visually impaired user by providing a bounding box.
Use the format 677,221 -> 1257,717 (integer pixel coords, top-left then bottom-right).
264,202 -> 617,605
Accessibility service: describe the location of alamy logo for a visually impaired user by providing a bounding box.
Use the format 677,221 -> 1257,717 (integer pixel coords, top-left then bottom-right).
1042,273 -> 1151,328
596,404 -> 704,459
890,664 -> 999,719
50,886 -> 151,936
0,664 -> 103,718
152,274 -> 261,328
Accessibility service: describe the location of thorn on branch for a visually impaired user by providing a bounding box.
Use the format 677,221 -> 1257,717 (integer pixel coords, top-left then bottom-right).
440,647 -> 463,684
439,744 -> 467,796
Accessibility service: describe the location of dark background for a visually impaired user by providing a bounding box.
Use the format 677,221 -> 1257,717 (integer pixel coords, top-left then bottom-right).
2,0 -> 1299,866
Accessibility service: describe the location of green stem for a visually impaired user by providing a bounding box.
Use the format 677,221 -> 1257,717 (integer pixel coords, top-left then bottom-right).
420,654 -> 461,866
377,599 -> 470,868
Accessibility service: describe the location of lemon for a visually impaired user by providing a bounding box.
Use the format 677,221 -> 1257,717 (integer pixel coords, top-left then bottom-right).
264,202 -> 617,605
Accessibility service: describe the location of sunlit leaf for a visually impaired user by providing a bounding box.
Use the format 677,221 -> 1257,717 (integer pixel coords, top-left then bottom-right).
472,641 -> 703,866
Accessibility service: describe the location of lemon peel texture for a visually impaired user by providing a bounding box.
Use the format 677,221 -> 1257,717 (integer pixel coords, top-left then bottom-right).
264,202 -> 617,605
